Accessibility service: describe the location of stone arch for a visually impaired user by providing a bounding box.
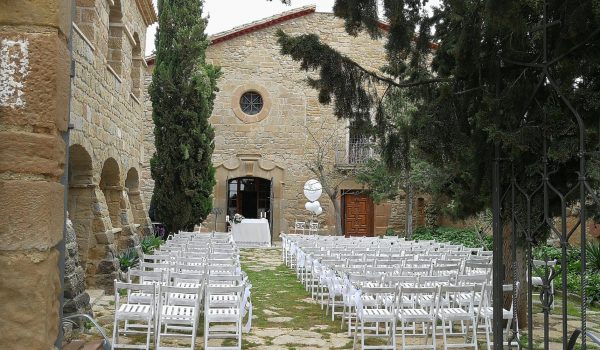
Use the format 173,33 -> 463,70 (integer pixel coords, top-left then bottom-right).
126,167 -> 151,233
67,145 -> 95,273
130,32 -> 142,98
99,157 -> 122,230
213,154 -> 285,239
107,0 -> 123,75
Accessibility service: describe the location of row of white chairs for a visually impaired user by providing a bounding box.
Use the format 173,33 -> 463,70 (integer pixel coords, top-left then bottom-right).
111,231 -> 252,350
293,220 -> 320,235
282,234 -> 519,350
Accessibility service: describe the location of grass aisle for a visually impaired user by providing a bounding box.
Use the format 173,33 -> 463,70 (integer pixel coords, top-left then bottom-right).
240,248 -> 353,349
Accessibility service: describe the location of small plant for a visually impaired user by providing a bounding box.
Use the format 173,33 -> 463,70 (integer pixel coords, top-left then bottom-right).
586,241 -> 600,272
140,236 -> 163,254
384,228 -> 395,236
117,247 -> 139,272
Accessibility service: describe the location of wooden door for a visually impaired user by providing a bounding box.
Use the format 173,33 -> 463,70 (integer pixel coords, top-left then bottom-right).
343,193 -> 374,237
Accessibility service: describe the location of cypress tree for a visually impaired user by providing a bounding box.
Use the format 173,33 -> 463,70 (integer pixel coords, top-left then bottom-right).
150,0 -> 220,233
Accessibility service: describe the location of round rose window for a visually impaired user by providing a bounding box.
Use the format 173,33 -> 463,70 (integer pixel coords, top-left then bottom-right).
240,91 -> 263,115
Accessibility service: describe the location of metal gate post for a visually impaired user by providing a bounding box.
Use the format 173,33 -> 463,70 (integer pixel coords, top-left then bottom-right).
492,143 -> 504,350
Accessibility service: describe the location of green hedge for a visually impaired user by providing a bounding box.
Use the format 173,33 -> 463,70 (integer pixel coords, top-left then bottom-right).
410,226 -> 493,250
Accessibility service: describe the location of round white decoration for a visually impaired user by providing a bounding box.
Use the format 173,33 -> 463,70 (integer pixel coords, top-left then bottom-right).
303,179 -> 323,202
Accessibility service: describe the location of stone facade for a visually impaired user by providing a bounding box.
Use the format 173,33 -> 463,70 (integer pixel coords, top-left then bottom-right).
68,0 -> 155,292
143,7 -> 417,239
0,0 -> 71,347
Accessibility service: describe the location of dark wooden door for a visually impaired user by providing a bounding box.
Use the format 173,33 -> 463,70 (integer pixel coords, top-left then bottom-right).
343,193 -> 374,237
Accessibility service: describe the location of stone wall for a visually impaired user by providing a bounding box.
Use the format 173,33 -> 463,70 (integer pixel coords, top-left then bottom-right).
143,12 -> 402,237
0,0 -> 71,347
68,0 -> 153,291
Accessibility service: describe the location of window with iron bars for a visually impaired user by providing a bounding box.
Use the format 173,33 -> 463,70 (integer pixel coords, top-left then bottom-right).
335,133 -> 374,166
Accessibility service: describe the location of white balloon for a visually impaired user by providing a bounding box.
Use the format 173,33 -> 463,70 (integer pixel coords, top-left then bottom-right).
303,179 -> 323,202
307,201 -> 320,212
305,201 -> 312,211
315,206 -> 323,215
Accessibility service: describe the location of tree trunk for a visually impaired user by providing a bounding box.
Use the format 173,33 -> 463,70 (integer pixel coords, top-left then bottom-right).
405,185 -> 414,238
330,193 -> 343,236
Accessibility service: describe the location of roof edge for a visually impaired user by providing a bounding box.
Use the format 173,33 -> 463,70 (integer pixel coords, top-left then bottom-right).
135,0 -> 158,26
209,5 -> 316,45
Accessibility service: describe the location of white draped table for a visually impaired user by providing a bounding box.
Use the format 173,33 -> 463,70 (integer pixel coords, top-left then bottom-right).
231,218 -> 271,247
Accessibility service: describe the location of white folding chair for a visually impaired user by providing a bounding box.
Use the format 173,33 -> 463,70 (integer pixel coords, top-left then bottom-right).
156,285 -> 201,350
397,286 -> 438,350
294,220 -> 306,234
436,285 -> 479,350
112,281 -> 155,350
204,284 -> 245,350
530,259 -> 557,309
353,286 -> 397,350
308,221 -> 319,235
478,282 -> 520,350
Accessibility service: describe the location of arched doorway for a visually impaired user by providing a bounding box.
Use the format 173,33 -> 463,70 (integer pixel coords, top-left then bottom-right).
125,167 -> 149,233
67,145 -> 94,270
227,177 -> 272,221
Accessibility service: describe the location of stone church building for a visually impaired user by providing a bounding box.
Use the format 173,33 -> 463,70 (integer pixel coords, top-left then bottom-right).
143,5 -> 423,241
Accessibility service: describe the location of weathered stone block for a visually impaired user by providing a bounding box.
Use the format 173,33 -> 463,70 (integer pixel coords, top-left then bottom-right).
0,180 -> 64,251
0,31 -> 70,132
0,131 -> 65,177
0,249 -> 61,349
0,0 -> 71,36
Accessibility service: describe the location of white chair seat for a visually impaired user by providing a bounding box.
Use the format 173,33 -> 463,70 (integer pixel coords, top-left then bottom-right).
478,306 -> 512,319
209,294 -> 240,307
116,303 -> 153,321
398,308 -> 435,322
161,305 -> 196,323
207,308 -> 241,322
362,308 -> 394,321
437,308 -> 471,321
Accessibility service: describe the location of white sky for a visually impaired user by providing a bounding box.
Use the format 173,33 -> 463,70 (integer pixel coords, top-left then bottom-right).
145,0 -> 441,56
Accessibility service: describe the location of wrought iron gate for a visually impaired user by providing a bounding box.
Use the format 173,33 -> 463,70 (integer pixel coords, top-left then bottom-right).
491,2 -> 600,350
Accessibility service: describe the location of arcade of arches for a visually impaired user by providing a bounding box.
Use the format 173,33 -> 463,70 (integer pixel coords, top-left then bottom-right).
67,145 -> 151,292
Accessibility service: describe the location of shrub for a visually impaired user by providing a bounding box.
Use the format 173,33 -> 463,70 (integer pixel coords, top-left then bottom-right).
411,226 -> 491,249
587,241 -> 600,272
141,236 -> 163,254
117,248 -> 139,272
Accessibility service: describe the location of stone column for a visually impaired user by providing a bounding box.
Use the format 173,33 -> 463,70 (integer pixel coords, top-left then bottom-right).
0,0 -> 71,348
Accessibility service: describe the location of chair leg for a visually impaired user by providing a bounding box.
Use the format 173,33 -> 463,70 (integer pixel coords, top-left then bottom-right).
112,318 -> 118,349
401,319 -> 407,350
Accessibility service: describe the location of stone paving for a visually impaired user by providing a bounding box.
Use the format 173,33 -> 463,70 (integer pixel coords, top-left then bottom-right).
71,247 -> 600,349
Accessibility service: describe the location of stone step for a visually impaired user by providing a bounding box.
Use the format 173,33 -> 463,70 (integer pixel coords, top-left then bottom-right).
62,340 -> 84,350
81,340 -> 104,350
86,289 -> 105,307
61,339 -> 104,350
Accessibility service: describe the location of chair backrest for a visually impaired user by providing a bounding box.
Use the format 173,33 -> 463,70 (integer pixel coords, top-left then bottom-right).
439,285 -> 479,312
455,273 -> 488,286
159,284 -> 202,309
294,221 -> 306,234
418,275 -> 453,287
114,280 -> 156,307
169,271 -> 204,286
398,286 -> 438,312
127,268 -> 164,285
382,275 -> 416,288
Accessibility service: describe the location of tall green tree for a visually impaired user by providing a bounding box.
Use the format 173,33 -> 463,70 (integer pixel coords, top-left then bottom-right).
277,0 -> 600,326
150,0 -> 220,233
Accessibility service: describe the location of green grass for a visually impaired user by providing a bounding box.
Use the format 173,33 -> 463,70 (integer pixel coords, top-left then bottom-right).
240,252 -> 339,331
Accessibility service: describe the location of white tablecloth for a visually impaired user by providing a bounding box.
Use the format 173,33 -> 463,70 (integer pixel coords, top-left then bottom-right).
231,218 -> 271,247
